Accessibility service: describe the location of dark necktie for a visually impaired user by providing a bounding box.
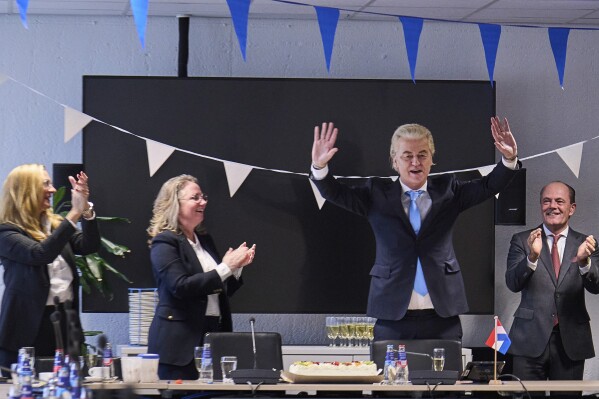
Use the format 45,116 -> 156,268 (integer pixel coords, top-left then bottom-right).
407,190 -> 427,296
551,234 -> 562,278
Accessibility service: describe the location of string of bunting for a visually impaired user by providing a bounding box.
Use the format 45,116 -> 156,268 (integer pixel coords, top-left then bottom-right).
0,72 -> 594,210
14,0 -> 594,88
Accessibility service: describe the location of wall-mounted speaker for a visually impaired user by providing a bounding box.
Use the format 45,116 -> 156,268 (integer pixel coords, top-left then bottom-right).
495,168 -> 526,225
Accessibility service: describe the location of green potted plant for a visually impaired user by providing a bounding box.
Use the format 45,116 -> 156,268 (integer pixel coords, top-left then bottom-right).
53,186 -> 132,300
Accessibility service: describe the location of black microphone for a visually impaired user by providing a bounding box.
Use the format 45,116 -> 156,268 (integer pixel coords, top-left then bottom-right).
249,317 -> 257,369
404,351 -> 460,385
405,351 -> 433,368
229,317 -> 280,384
50,311 -> 64,351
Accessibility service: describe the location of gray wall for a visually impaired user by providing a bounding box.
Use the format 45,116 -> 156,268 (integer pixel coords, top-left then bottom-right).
2,14 -> 599,378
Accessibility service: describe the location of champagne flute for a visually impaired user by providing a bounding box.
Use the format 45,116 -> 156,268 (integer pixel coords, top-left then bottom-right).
325,317 -> 339,346
194,346 -> 203,379
367,317 -> 375,345
338,317 -> 350,347
348,317 -> 358,347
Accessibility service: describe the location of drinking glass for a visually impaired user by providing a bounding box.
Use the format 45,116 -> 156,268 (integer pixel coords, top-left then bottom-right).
194,346 -> 203,379
347,317 -> 357,347
325,317 -> 339,346
433,348 -> 445,371
338,317 -> 350,347
220,356 -> 237,384
366,317 -> 375,345
356,317 -> 367,346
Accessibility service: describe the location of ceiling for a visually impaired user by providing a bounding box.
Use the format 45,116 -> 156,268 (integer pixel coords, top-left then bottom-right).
2,0 -> 599,28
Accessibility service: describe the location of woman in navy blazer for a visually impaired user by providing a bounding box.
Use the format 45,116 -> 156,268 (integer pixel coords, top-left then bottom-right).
147,174 -> 256,380
0,164 -> 100,374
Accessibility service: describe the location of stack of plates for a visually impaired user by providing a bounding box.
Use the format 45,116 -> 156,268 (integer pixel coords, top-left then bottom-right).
128,288 -> 158,345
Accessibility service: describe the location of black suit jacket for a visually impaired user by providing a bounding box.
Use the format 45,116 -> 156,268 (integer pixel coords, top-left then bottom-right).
147,231 -> 243,367
312,161 -> 519,320
506,227 -> 599,360
0,218 -> 100,351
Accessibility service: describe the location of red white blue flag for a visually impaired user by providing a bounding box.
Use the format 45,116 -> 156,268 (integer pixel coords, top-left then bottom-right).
485,317 -> 511,355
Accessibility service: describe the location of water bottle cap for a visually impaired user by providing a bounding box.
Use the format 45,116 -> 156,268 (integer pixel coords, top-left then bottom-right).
138,353 -> 159,359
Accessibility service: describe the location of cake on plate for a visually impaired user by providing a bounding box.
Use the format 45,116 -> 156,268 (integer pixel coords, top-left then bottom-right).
289,361 -> 378,376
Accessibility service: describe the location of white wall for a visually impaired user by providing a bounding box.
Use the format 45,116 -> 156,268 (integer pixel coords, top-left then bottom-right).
2,14 -> 599,378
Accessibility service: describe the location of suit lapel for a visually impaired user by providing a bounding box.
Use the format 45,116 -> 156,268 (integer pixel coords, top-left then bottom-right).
558,230 -> 581,285
387,179 -> 414,234
178,234 -> 204,274
419,178 -> 438,234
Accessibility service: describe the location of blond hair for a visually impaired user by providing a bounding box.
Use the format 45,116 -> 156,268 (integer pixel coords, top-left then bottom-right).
0,164 -> 62,241
147,174 -> 202,240
389,123 -> 435,165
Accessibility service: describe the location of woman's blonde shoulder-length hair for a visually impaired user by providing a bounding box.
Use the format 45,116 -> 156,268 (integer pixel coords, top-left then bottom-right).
0,163 -> 63,241
147,174 -> 205,241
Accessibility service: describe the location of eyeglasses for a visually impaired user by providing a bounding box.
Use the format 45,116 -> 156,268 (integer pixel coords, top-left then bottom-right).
399,153 -> 430,163
42,179 -> 54,188
184,193 -> 208,202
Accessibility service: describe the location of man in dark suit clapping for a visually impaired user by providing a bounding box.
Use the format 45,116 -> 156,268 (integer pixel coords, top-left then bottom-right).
507,181 -> 599,382
310,118 -> 519,340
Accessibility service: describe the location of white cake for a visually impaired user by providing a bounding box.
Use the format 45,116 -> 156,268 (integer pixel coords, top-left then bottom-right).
289,361 -> 378,376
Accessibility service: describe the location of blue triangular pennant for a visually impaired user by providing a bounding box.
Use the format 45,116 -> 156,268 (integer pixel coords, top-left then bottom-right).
314,6 -> 340,72
226,0 -> 251,61
399,16 -> 424,83
16,0 -> 29,29
130,0 -> 148,48
548,27 -> 570,88
478,23 -> 501,87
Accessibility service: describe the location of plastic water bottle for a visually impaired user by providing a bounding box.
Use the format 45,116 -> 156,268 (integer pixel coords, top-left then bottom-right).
19,357 -> 33,399
103,342 -> 114,378
394,344 -> 409,385
383,344 -> 396,384
53,349 -> 64,373
70,359 -> 81,399
199,343 -> 214,383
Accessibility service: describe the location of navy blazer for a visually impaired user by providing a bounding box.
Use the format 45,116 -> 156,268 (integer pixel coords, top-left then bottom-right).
147,231 -> 243,367
312,161 -> 519,320
0,218 -> 100,351
506,227 -> 599,360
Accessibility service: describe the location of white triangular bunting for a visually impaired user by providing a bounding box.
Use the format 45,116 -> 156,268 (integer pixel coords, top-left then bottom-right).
556,142 -> 584,178
309,179 -> 326,210
478,165 -> 495,177
146,139 -> 175,177
223,161 -> 253,197
64,107 -> 93,142
390,175 -> 399,182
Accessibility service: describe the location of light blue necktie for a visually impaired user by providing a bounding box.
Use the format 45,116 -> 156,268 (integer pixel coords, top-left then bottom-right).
407,190 -> 428,296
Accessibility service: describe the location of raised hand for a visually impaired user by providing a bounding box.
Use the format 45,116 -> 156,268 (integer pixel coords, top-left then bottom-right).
68,171 -> 90,214
491,116 -> 518,160
223,242 -> 257,270
527,228 -> 543,263
312,122 -> 339,169
575,235 -> 596,265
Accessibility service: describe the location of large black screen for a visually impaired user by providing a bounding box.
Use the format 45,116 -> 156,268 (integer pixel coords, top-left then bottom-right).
82,77 -> 496,314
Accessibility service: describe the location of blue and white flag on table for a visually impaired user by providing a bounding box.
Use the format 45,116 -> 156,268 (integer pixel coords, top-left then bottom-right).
485,317 -> 511,355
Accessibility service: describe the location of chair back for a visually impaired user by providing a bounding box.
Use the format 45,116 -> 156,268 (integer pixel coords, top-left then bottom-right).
371,339 -> 463,372
204,332 -> 283,380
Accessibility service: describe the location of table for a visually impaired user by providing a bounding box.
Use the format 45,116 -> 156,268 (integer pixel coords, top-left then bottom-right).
80,379 -> 599,396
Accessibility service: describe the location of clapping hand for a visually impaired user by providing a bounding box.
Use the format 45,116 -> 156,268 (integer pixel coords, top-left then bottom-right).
223,242 -> 256,270
68,172 -> 90,218
491,116 -> 518,161
575,235 -> 596,265
312,122 -> 339,169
